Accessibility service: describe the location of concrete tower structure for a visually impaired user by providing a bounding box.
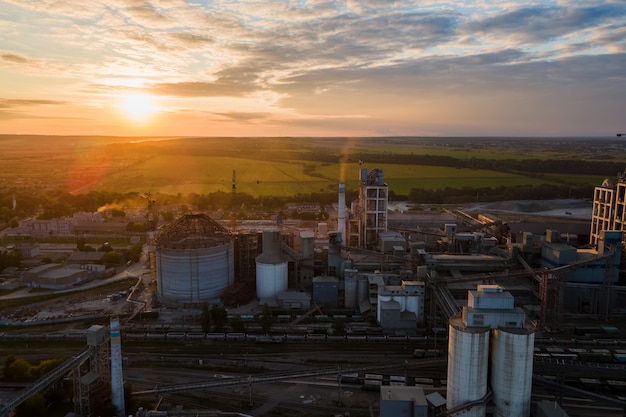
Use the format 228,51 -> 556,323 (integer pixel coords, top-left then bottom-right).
446,285 -> 535,417
110,317 -> 125,417
358,167 -> 388,249
338,182 -> 347,244
256,229 -> 288,300
590,170 -> 626,247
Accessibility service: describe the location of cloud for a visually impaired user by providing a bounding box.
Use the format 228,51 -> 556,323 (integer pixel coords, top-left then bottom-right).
210,112 -> 271,121
0,98 -> 67,108
463,4 -> 626,45
148,80 -> 256,98
1,53 -> 30,64
1,0 -> 625,136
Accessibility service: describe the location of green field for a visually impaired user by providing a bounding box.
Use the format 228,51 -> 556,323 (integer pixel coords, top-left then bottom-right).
0,135 -> 620,198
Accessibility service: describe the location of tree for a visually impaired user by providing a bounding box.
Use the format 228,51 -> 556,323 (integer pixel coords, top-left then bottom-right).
98,242 -> 112,252
127,242 -> 143,263
210,305 -> 228,332
229,315 -> 246,333
333,319 -> 346,336
14,394 -> 46,417
102,251 -> 123,268
260,304 -> 273,335
76,237 -> 87,251
200,302 -> 211,333
111,208 -> 125,217
4,357 -> 32,382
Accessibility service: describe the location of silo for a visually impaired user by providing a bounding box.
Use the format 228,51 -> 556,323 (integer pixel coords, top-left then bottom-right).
256,229 -> 288,299
446,316 -> 490,417
490,327 -> 535,417
155,214 -> 234,307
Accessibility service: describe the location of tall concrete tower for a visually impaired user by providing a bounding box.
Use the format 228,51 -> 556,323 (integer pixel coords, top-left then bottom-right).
110,317 -> 125,417
256,229 -> 288,300
358,167 -> 388,249
338,182 -> 347,244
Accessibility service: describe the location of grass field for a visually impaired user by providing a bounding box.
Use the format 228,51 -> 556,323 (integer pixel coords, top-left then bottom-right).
0,135 -> 619,198
95,157 -> 552,197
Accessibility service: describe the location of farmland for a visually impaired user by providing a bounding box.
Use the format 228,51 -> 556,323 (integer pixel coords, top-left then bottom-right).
0,135 -> 622,198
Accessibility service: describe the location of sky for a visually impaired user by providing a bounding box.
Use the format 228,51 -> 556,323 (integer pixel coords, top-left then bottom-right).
0,0 -> 625,137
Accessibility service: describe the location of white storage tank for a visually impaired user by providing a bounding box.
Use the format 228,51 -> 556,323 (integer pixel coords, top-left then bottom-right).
256,229 -> 288,299
490,327 -> 535,417
155,214 -> 234,307
446,317 -> 490,417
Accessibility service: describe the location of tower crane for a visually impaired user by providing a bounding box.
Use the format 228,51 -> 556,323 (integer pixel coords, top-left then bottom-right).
138,192 -> 157,231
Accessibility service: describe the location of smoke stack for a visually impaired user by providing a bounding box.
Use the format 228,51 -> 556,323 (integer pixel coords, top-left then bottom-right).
110,317 -> 125,417
338,182 -> 346,244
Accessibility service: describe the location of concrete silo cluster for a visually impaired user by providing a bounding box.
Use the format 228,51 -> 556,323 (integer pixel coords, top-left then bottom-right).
154,213 -> 234,307
446,285 -> 535,417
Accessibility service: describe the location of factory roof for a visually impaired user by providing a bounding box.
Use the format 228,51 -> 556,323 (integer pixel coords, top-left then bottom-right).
156,213 -> 231,249
381,385 -> 427,404
425,392 -> 446,408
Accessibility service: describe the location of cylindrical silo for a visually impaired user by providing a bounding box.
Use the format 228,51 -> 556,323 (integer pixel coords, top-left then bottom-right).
490,327 -> 535,417
446,317 -> 490,417
155,214 -> 234,307
256,229 -> 288,299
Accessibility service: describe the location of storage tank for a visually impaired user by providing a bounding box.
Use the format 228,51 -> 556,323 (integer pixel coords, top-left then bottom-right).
155,214 -> 234,307
446,317 -> 490,417
490,327 -> 535,417
256,229 -> 288,299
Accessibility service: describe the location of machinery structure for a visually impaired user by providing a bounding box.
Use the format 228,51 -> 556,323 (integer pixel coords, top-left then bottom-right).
0,321 -> 118,417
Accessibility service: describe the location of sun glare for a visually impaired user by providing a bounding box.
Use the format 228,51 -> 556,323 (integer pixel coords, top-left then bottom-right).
119,93 -> 159,122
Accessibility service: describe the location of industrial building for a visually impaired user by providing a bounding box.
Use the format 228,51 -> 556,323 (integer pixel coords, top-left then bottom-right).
591,170 -> 626,246
379,385 -> 428,417
446,285 -> 535,417
146,165 -> 624,336
347,167 -> 389,249
22,263 -> 100,289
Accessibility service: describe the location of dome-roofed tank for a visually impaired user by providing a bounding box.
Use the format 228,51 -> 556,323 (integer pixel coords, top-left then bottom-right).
155,213 -> 234,307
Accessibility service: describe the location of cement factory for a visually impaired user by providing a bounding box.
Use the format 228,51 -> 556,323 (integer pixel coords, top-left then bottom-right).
2,166 -> 626,417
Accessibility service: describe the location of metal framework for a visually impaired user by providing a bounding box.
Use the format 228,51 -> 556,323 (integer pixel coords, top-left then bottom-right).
155,213 -> 232,249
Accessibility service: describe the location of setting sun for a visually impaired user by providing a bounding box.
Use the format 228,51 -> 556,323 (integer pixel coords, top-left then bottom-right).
119,93 -> 159,123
